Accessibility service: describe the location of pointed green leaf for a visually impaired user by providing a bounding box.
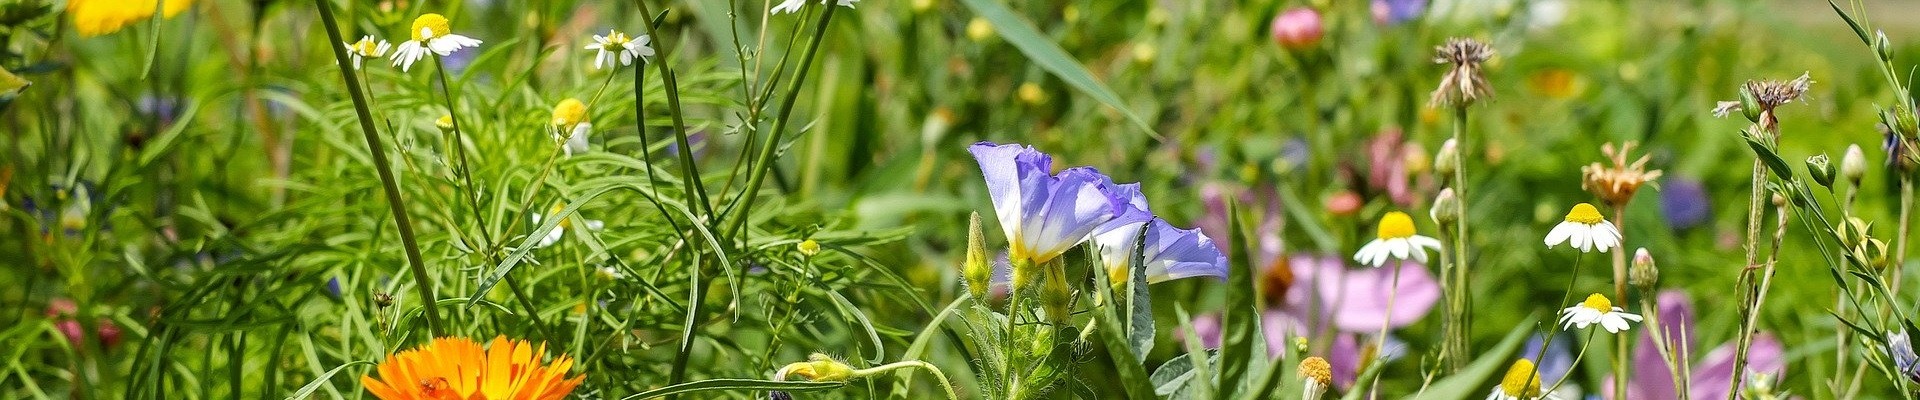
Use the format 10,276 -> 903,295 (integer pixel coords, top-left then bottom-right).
956,0 -> 1161,139
1215,202 -> 1257,394
1415,314 -> 1540,400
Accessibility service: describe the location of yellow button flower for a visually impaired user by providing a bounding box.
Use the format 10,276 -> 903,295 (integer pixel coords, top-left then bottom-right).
1353,211 -> 1442,267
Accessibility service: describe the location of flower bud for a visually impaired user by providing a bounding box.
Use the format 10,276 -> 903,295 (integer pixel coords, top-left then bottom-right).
1839,217 -> 1873,248
1040,263 -> 1073,324
1739,86 -> 1762,123
797,239 -> 820,257
1431,188 -> 1459,225
1844,144 -> 1868,185
1270,8 -> 1324,50
1435,139 -> 1459,178
776,353 -> 856,382
1876,30 -> 1894,62
964,213 -> 992,301
435,115 -> 455,133
1807,153 -> 1836,189
1856,238 -> 1890,270
1629,248 -> 1658,290
966,18 -> 994,42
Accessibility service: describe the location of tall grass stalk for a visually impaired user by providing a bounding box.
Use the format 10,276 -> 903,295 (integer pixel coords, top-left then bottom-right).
1445,105 -> 1472,372
311,0 -> 443,337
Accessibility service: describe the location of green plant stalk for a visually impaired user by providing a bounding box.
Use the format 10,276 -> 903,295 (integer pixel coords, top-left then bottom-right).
1728,123 -> 1779,400
1542,328 -> 1600,395
311,0 -> 443,337
1005,257 -> 1037,400
1524,251 -> 1583,393
1365,260 -> 1407,395
1612,207 -> 1630,400
1895,178 -> 1911,295
632,0 -> 716,222
720,2 -> 837,243
1640,294 -> 1689,400
432,56 -> 495,251
1447,105 -> 1472,372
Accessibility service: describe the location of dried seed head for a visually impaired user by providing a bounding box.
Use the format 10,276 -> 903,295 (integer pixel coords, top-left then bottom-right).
1429,38 -> 1496,107
1580,141 -> 1663,206
1743,72 -> 1812,112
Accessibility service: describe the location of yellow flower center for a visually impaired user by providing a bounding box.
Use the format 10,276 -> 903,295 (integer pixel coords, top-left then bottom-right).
1499,359 -> 1543,397
1297,356 -> 1332,386
552,98 -> 588,127
435,115 -> 454,131
1564,202 -> 1605,224
411,13 -> 451,41
1581,293 -> 1613,312
603,30 -> 631,46
1376,211 -> 1417,240
352,39 -> 379,56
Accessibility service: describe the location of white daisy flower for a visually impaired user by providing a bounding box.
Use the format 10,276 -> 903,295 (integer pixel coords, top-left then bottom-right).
584,29 -> 654,69
551,98 -> 591,156
389,13 -> 483,72
343,35 -> 390,70
596,266 -> 624,280
771,0 -> 858,15
1298,357 -> 1332,400
1558,293 -> 1643,333
1544,202 -> 1622,253
530,205 -> 604,248
1486,359 -> 1554,400
1353,211 -> 1443,267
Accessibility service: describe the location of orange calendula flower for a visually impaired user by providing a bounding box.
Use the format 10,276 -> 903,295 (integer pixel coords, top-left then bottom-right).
67,0 -> 194,37
361,336 -> 585,400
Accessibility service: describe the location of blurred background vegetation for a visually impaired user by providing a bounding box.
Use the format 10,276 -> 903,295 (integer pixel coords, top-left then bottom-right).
3,0 -> 1920,398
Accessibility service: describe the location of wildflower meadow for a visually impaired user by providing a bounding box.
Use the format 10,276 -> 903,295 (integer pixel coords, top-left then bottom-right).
10,0 -> 1920,398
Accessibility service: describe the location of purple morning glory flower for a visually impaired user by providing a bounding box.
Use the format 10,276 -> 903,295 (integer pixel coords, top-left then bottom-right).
970,142 -> 1135,264
1605,291 -> 1784,400
1659,176 -> 1710,231
1093,218 -> 1230,284
1889,330 -> 1920,382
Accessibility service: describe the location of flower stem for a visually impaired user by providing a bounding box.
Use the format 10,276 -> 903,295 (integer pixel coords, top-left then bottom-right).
431,56 -> 494,251
1611,206 -> 1629,400
311,0 -> 442,337
1543,329 -> 1600,396
1446,104 -> 1473,372
1525,251 -> 1583,392
719,2 -> 837,243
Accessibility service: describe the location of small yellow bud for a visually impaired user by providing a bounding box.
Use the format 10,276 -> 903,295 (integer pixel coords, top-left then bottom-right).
966,18 -> 994,42
777,353 -> 856,382
435,115 -> 455,132
964,213 -> 992,300
797,239 -> 820,257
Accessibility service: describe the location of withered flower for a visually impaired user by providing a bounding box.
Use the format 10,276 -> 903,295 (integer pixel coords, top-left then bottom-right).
1716,72 -> 1811,132
1430,37 -> 1496,107
1581,141 -> 1663,207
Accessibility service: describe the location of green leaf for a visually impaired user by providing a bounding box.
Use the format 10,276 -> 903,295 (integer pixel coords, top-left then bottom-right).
1093,258 -> 1159,400
1828,1 -> 1873,45
1415,314 -> 1541,400
1176,306 -> 1217,399
1214,202 -> 1257,394
615,378 -> 846,400
283,361 -> 372,400
1742,130 -> 1794,179
956,0 -> 1161,140
1124,222 -> 1155,360
0,65 -> 28,100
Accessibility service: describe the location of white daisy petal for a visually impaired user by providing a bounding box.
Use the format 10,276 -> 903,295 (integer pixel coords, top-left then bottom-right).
1544,222 -> 1575,247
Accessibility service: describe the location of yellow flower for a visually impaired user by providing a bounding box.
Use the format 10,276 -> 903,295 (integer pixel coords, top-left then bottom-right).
390,13 -> 483,72
68,0 -> 194,37
1298,356 -> 1333,400
1488,359 -> 1543,400
550,98 -> 592,156
360,336 -> 584,400
1353,211 -> 1441,267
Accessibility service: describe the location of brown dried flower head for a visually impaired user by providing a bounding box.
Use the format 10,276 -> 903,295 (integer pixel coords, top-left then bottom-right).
1430,37 -> 1495,107
1581,141 -> 1663,206
1746,72 -> 1812,111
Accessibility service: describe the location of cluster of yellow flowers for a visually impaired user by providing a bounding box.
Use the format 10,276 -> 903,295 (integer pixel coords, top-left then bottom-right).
67,0 -> 194,37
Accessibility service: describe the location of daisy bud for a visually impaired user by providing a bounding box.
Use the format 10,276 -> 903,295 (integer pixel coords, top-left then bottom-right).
797,239 -> 820,257
1807,153 -> 1837,189
1434,139 -> 1459,177
372,292 -> 395,308
1270,8 -> 1324,50
966,18 -> 994,42
1630,247 -> 1658,290
1742,373 -> 1781,400
964,212 -> 992,301
1844,144 -> 1868,185
1298,356 -> 1333,400
435,115 -> 455,133
775,353 -> 856,382
1431,188 -> 1460,226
